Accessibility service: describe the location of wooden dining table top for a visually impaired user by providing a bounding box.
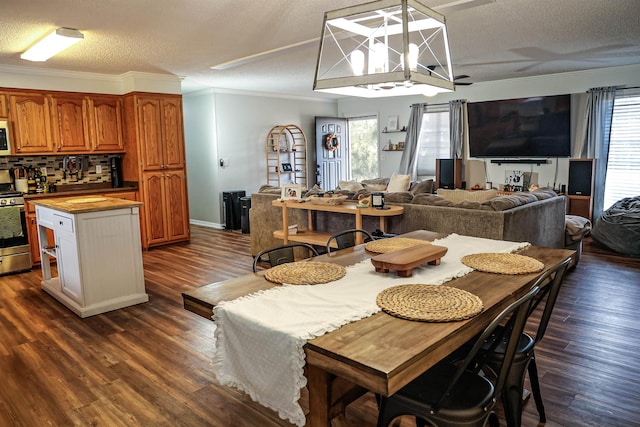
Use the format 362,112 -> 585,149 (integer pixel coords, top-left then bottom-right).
182,230 -> 574,399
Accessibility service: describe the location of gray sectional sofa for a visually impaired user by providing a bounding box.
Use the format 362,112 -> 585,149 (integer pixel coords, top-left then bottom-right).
249,186 -> 566,257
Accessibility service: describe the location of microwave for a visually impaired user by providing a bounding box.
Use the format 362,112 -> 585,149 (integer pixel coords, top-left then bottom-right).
0,120 -> 11,156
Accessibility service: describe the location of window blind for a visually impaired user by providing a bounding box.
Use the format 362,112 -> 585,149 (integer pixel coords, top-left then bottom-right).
604,93 -> 640,209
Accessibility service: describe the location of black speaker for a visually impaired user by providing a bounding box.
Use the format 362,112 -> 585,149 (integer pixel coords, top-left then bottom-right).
568,159 -> 594,196
223,191 -> 246,230
436,158 -> 462,189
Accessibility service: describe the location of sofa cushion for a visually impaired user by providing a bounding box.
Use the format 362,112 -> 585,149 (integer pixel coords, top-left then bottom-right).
258,184 -> 282,195
339,180 -> 364,191
384,191 -> 414,203
512,192 -> 539,204
531,188 -> 558,200
437,189 -> 498,203
387,173 -> 411,192
410,179 -> 434,195
362,177 -> 389,191
412,193 -> 456,207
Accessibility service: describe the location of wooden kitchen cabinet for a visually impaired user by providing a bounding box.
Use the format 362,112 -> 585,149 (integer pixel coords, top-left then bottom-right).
135,96 -> 185,170
51,93 -> 125,153
141,169 -> 189,246
87,95 -> 124,152
123,93 -> 189,248
0,92 -> 7,117
8,92 -> 54,154
50,93 -> 91,153
27,212 -> 55,265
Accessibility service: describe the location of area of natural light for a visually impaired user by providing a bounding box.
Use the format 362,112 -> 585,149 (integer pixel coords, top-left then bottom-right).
348,116 -> 379,181
604,94 -> 640,209
417,109 -> 450,179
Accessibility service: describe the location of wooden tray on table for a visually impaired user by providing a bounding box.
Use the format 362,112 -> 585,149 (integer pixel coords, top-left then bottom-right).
371,244 -> 448,277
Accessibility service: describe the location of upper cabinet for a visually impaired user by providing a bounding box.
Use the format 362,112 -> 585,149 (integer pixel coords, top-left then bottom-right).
87,95 -> 124,152
4,89 -> 125,155
9,92 -> 55,154
50,94 -> 91,153
0,92 -> 7,117
135,96 -> 185,170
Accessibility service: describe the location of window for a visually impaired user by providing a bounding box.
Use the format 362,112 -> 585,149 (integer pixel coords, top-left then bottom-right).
348,116 -> 379,181
604,91 -> 640,209
416,106 -> 450,178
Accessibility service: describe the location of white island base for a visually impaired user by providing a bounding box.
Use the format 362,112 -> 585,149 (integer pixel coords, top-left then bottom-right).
34,197 -> 149,318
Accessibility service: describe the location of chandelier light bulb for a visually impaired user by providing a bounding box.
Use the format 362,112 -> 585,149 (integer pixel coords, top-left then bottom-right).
350,49 -> 365,76
371,42 -> 388,74
408,43 -> 419,71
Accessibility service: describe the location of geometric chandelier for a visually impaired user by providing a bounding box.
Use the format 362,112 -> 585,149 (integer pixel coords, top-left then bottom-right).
313,0 -> 455,97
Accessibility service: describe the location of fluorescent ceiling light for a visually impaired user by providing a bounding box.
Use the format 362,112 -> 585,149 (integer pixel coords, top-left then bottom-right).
21,27 -> 84,62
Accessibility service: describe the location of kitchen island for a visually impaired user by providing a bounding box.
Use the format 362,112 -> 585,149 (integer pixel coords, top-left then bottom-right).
32,196 -> 148,317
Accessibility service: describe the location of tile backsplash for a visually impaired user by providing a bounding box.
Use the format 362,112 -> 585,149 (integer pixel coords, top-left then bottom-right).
0,154 -> 119,185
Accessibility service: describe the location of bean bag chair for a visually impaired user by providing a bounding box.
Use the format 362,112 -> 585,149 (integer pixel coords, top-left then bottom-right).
591,196 -> 640,257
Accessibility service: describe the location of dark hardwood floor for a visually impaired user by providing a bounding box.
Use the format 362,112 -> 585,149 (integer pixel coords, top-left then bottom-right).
0,227 -> 638,426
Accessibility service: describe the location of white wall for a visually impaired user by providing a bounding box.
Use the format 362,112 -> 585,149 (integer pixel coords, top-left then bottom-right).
338,64 -> 640,190
183,89 -> 337,228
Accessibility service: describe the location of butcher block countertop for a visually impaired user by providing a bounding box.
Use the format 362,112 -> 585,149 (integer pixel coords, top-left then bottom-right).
30,196 -> 143,214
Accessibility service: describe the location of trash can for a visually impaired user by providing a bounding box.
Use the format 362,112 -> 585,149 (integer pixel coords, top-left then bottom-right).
222,191 -> 245,230
240,196 -> 251,234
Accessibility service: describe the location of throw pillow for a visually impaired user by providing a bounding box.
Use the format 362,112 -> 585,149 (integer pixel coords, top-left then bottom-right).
363,182 -> 388,191
387,173 -> 411,192
410,179 -> 434,195
437,189 -> 497,203
338,180 -> 364,192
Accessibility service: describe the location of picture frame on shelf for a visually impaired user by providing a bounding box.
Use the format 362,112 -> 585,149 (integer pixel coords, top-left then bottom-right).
281,163 -> 293,172
388,115 -> 399,131
281,184 -> 302,201
276,134 -> 289,152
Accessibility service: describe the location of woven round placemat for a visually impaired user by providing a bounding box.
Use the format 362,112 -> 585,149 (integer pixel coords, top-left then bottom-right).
376,284 -> 483,322
264,261 -> 347,285
365,237 -> 432,254
461,253 -> 544,275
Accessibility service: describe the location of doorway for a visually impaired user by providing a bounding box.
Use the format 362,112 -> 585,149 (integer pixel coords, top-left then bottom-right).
315,116 -> 379,190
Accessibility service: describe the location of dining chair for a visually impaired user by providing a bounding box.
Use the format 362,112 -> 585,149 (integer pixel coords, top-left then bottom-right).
252,243 -> 319,272
377,285 -> 540,427
478,256 -> 572,427
325,228 -> 374,254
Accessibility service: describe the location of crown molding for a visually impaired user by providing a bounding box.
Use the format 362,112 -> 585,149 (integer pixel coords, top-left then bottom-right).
0,64 -> 182,94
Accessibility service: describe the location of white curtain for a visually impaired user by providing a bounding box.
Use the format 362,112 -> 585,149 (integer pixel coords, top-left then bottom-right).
582,86 -> 617,221
449,100 -> 466,159
399,103 -> 427,180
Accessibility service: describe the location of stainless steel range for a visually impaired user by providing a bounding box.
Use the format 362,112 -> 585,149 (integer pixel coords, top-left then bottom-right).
0,189 -> 32,275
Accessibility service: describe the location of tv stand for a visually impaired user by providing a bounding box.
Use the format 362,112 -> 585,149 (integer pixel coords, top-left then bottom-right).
490,159 -> 549,166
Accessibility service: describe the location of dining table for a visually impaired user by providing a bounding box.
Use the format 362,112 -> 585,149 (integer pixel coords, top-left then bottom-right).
182,230 -> 574,427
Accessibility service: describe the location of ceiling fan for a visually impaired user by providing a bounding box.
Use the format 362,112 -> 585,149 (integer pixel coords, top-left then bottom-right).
426,65 -> 473,86
210,0 -> 495,70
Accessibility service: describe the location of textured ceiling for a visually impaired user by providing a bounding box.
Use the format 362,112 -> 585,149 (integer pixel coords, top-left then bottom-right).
0,0 -> 639,98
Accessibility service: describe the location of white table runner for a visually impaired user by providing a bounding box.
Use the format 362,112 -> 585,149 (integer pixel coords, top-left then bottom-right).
213,234 -> 530,426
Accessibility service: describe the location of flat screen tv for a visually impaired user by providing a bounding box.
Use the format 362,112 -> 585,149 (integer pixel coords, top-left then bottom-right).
468,95 -> 571,158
